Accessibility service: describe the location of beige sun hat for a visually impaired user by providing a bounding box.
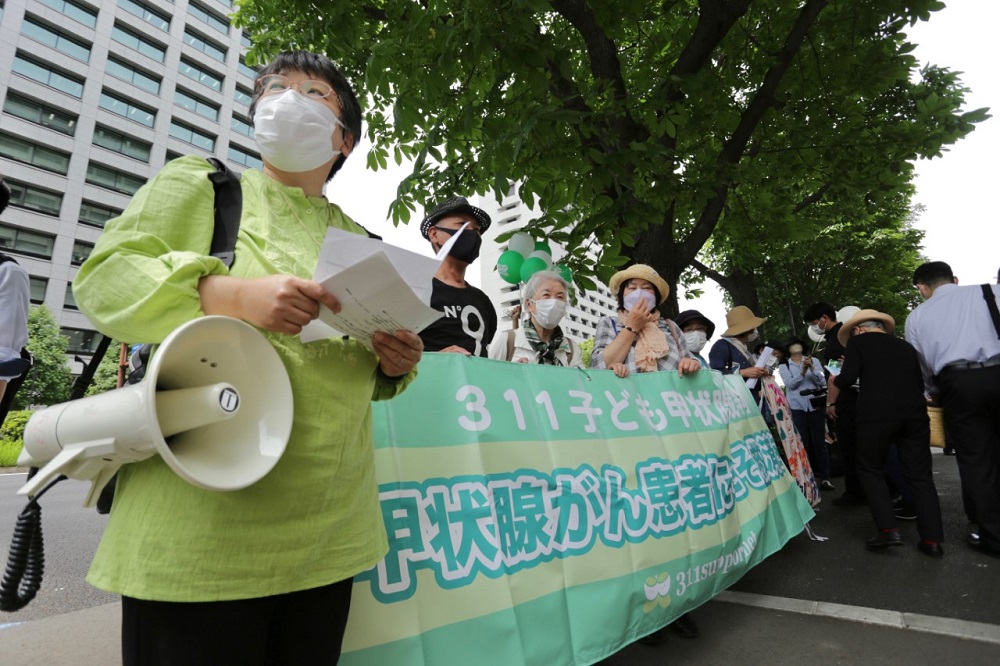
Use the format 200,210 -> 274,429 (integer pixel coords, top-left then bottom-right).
837,308 -> 896,347
722,306 -> 767,337
608,264 -> 670,304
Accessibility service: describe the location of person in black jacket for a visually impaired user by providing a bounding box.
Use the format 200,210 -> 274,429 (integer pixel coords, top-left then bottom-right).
826,309 -> 944,558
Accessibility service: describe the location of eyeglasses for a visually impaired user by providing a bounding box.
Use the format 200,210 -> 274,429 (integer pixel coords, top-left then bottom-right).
256,74 -> 335,100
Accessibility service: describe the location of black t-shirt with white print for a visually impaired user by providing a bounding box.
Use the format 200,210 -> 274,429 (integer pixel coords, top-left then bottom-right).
419,278 -> 497,357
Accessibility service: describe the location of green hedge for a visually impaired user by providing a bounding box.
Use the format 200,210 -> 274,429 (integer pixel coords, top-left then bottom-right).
0,410 -> 30,467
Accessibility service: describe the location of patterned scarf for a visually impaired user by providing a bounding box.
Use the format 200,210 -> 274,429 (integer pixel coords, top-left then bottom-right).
619,314 -> 670,372
523,322 -> 566,365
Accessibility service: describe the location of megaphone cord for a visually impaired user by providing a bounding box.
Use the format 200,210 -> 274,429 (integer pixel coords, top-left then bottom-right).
0,471 -> 66,612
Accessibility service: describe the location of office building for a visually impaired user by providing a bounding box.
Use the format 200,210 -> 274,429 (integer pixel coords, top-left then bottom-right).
477,188 -> 618,343
0,0 -> 259,367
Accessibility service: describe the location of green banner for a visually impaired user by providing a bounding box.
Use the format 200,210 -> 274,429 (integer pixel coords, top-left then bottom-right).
344,354 -> 814,665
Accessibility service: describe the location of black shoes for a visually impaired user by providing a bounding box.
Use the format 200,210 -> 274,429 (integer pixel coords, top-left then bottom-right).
917,542 -> 945,559
865,529 -> 904,551
894,506 -> 918,521
967,524 -> 981,547
819,479 -> 836,491
669,613 -> 699,639
942,447 -> 956,456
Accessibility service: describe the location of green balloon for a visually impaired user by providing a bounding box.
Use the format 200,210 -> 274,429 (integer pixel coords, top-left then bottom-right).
553,264 -> 573,284
496,250 -> 525,285
519,256 -> 548,283
534,240 -> 553,256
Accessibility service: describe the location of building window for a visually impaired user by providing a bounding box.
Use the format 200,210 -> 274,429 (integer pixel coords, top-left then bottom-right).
79,200 -> 121,228
238,58 -> 257,81
4,182 -> 63,216
169,120 -> 216,152
241,32 -> 251,49
28,276 -> 49,304
21,15 -> 92,62
3,92 -> 78,136
0,133 -> 71,175
233,85 -> 253,109
64,283 -> 78,310
165,150 -> 183,163
86,162 -> 146,195
174,88 -> 219,121
227,145 -> 262,170
117,0 -> 170,32
0,223 -> 57,258
71,240 -> 94,265
93,125 -> 151,162
111,23 -> 166,62
188,1 -> 230,35
183,28 -> 226,63
178,58 -> 223,92
230,115 -> 254,138
106,56 -> 161,95
62,327 -> 103,354
38,0 -> 98,28
12,53 -> 85,98
99,90 -> 156,127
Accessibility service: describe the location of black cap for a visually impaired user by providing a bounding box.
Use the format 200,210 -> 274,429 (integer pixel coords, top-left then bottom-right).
674,310 -> 716,339
419,196 -> 492,239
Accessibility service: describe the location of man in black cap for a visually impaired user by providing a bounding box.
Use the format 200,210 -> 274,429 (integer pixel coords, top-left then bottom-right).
418,196 -> 497,356
804,301 -> 866,507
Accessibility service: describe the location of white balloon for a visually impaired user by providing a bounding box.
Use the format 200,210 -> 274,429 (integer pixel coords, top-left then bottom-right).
807,326 -> 825,343
527,250 -> 552,267
508,232 -> 534,258
836,305 -> 860,323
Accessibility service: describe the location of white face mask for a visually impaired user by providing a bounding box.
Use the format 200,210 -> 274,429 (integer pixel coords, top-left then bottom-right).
683,330 -> 708,353
808,323 -> 825,339
623,290 -> 656,312
747,329 -> 760,342
253,90 -> 344,172
788,345 -> 804,355
531,298 -> 567,330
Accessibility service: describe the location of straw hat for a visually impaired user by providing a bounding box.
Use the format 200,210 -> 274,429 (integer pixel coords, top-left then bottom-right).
608,264 -> 670,304
837,308 -> 896,347
722,306 -> 767,337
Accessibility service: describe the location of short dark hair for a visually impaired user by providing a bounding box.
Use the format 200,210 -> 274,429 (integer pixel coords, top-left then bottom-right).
250,51 -> 362,181
0,179 -> 10,216
803,302 -> 835,322
912,261 -> 954,287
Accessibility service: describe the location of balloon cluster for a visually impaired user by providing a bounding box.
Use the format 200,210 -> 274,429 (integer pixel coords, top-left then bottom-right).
496,232 -> 573,285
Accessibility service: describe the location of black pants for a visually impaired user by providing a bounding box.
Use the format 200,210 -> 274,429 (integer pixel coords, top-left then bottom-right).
835,392 -> 865,498
122,578 -> 354,666
938,364 -> 1000,552
856,418 -> 943,542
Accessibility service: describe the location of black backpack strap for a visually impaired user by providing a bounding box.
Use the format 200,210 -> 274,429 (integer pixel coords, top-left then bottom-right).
982,284 -> 1000,340
205,156 -> 242,269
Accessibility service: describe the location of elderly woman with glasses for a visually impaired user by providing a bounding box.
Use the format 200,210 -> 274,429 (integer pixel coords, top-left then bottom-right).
73,51 -> 422,664
490,269 -> 581,366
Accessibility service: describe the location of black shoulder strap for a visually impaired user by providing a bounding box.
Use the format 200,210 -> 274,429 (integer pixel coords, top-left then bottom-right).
206,156 -> 242,269
982,284 -> 1000,340
0,252 -> 16,265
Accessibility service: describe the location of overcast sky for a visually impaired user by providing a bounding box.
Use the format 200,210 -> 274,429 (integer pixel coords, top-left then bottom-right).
326,1 -> 997,334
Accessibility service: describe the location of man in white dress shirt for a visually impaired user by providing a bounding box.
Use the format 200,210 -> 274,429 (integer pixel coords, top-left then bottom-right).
906,261 -> 1000,558
1,179 -> 31,415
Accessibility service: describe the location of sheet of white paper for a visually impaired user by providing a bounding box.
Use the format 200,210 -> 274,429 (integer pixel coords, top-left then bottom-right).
312,224 -> 461,306
746,346 -> 773,390
305,251 -> 442,350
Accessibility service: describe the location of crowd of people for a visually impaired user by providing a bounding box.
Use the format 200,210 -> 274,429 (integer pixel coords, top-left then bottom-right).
5,45 -> 998,663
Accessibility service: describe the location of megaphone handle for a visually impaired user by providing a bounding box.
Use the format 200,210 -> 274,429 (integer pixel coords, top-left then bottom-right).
83,465 -> 122,509
18,447 -> 87,499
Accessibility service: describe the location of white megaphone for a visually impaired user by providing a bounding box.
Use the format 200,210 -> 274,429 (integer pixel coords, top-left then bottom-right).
17,316 -> 293,507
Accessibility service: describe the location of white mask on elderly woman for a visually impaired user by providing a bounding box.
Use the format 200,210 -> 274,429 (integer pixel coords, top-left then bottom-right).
683,330 -> 708,353
746,329 -> 760,342
254,90 -> 343,172
788,345 -> 804,355
531,298 -> 567,330
623,290 -> 657,313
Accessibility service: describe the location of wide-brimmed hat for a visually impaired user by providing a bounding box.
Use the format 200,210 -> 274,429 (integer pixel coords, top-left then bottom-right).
419,196 -> 492,239
608,264 -> 670,304
837,308 -> 896,347
674,309 -> 716,339
722,306 -> 767,337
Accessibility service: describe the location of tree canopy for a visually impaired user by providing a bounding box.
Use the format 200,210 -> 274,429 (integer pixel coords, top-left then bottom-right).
14,306 -> 71,409
235,0 -> 988,313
